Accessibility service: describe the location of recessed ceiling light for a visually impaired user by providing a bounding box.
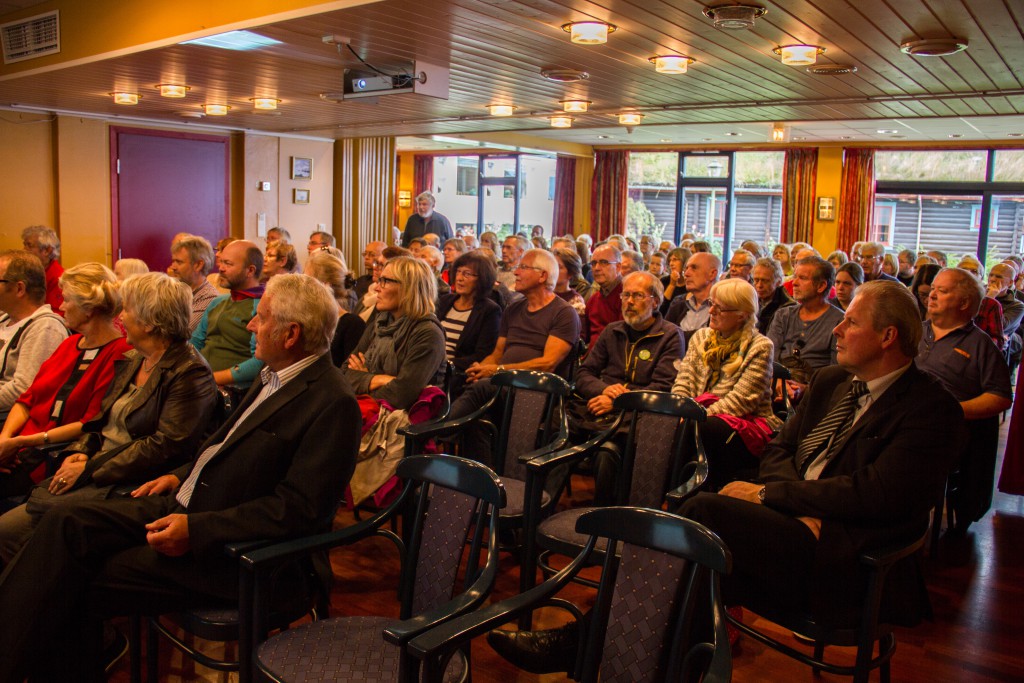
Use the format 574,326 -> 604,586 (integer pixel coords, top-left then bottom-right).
561,99 -> 591,113
540,68 -> 590,83
251,97 -> 281,110
703,4 -> 767,30
877,129 -> 899,134
648,55 -> 696,74
660,138 -> 672,143
203,104 -> 230,116
182,30 -> 282,51
550,115 -> 574,128
156,84 -> 189,98
900,38 -> 968,57
487,104 -> 516,116
891,135 -> 906,139
793,136 -> 806,140
701,137 -> 713,141
1007,133 -> 1024,137
840,136 -> 853,140
597,135 -> 610,139
110,92 -> 140,105
773,44 -> 826,66
561,21 -> 616,45
948,133 -> 963,139
617,112 -> 644,126
723,132 -> 741,136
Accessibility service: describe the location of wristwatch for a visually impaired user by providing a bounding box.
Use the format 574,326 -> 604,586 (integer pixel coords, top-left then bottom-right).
757,486 -> 766,503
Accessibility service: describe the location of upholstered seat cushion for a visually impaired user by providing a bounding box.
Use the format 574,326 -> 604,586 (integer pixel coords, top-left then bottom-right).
258,615 -> 464,682
498,477 -> 550,518
536,507 -> 610,559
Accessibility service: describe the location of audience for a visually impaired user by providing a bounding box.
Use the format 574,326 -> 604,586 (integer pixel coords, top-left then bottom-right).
751,257 -> 795,335
772,243 -> 793,277
441,237 -> 468,285
402,191 -> 453,244
263,241 -> 299,279
265,227 -> 290,244
307,230 -> 336,252
551,247 -> 587,320
113,259 -> 148,281
20,226 -> 64,315
830,261 -> 864,311
0,272 -> 218,562
910,263 -> 942,317
166,235 -> 218,334
498,234 -> 529,291
666,252 -> 721,342
584,243 -> 623,345
727,249 -> 756,282
436,252 -> 502,396
618,249 -> 643,277
304,250 -> 366,366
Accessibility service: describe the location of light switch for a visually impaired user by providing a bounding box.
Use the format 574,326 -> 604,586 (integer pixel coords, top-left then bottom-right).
259,181 -> 271,191
257,213 -> 267,237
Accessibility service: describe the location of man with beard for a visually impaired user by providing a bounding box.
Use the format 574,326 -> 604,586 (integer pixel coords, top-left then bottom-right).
573,271 -> 684,503
167,235 -> 219,334
191,240 -> 265,389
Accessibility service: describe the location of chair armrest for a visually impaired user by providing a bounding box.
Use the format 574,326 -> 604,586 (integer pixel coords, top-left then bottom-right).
665,462 -> 705,507
397,392 -> 498,441
224,539 -> 276,560
860,533 -> 927,569
526,415 -> 623,473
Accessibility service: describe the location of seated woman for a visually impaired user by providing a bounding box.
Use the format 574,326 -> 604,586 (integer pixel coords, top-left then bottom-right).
344,257 -> 447,505
0,263 -> 131,500
0,272 -> 219,563
305,250 -> 366,365
672,278 -> 783,490
552,248 -> 587,319
910,263 -> 942,317
436,251 -> 502,396
829,261 -> 864,311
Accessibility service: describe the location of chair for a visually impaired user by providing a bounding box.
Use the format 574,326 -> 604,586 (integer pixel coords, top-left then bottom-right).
726,530 -> 930,683
528,391 -> 707,595
247,454 -> 506,683
408,506 -> 733,683
399,369 -> 571,543
772,361 -> 796,421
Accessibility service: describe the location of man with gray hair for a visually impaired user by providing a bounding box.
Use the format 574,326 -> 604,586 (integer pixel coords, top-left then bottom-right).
856,242 -> 898,283
727,248 -> 757,282
307,231 -> 336,253
402,191 -> 452,244
167,234 -> 219,333
0,273 -> 362,682
21,225 -> 64,315
497,234 -> 530,292
918,267 -> 1012,531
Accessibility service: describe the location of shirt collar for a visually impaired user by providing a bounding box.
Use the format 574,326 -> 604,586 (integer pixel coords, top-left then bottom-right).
855,362 -> 912,402
260,354 -> 319,389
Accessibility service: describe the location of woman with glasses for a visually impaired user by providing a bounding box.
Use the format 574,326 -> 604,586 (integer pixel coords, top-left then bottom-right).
673,278 -> 782,489
436,252 -> 502,396
344,256 -> 446,410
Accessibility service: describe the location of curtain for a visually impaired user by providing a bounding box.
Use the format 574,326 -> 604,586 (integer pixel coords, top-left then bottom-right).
837,148 -> 875,252
780,149 -> 818,244
590,150 -> 629,241
552,156 -> 576,236
413,154 -> 433,195
335,137 -> 397,272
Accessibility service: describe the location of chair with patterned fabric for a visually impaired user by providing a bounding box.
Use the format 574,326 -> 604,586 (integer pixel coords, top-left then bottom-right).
245,455 -> 506,683
408,506 -> 733,683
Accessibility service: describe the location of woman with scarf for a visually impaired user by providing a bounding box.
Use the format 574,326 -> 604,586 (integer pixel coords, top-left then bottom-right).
672,278 -> 782,490
344,256 -> 446,411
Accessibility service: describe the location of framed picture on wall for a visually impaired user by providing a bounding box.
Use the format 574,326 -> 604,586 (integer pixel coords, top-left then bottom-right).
291,156 -> 313,180
817,196 -> 836,221
293,188 -> 310,204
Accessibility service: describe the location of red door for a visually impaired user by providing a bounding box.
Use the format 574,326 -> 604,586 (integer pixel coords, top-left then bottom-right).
111,127 -> 229,272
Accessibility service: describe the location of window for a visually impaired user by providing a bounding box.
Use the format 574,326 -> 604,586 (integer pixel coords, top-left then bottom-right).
872,201 -> 897,244
734,151 -> 783,247
872,193 -> 983,258
875,151 -> 988,182
455,157 -> 478,196
627,152 -> 676,245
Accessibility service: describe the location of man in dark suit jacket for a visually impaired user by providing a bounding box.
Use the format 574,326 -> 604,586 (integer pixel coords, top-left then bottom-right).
0,274 -> 362,683
681,279 -> 966,626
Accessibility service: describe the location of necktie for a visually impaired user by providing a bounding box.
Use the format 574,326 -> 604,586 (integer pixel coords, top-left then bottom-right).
796,380 -> 869,472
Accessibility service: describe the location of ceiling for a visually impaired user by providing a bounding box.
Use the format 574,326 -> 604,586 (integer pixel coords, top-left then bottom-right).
1,0 -> 1022,150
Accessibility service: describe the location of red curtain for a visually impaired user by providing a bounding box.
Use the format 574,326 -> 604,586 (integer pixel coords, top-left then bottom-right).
590,150 -> 629,241
837,148 -> 875,252
413,154 -> 433,195
552,156 -> 576,236
780,149 -> 818,244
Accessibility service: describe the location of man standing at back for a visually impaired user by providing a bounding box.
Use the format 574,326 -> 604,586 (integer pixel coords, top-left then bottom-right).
21,225 -> 64,315
167,234 -> 219,334
191,240 -> 264,389
402,192 -> 453,244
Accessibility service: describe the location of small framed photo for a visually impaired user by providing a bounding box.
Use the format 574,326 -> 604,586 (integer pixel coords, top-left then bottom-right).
817,196 -> 836,221
293,188 -> 310,204
290,156 -> 313,180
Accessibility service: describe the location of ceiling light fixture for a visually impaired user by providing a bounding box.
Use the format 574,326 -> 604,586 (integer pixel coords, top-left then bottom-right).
111,92 -> 140,105
561,21 -> 616,45
648,55 -> 696,74
203,104 -> 230,116
948,133 -> 963,139
540,68 -> 590,83
876,129 -> 898,134
550,115 -> 574,128
561,99 -> 591,113
157,84 -> 189,98
251,97 -> 280,110
617,112 -> 644,126
900,38 -> 968,57
773,44 -> 826,66
1007,133 -> 1024,138
770,123 -> 787,142
487,104 -> 516,116
703,4 -> 767,30
723,132 -> 741,136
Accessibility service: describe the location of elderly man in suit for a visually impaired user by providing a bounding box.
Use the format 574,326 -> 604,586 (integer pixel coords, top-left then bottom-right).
682,279 -> 965,625
0,273 -> 362,682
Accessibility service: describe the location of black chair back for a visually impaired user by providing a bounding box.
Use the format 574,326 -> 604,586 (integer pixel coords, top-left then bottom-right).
491,370 -> 570,480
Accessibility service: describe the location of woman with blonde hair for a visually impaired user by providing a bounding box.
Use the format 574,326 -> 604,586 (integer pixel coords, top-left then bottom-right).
673,278 -> 782,489
772,243 -> 793,276
344,256 -> 446,410
305,250 -> 366,366
0,263 -> 131,500
113,258 -> 148,281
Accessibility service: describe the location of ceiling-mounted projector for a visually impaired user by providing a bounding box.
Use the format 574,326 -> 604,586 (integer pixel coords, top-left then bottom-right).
341,60 -> 449,100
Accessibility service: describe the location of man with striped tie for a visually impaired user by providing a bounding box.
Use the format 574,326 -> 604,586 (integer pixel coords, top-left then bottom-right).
680,279 -> 966,627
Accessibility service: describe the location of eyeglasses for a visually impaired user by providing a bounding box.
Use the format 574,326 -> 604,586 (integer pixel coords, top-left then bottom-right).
728,262 -> 752,269
619,292 -> 653,301
378,276 -> 402,288
857,254 -> 879,261
709,302 -> 740,313
371,261 -> 387,269
589,259 -> 619,268
455,268 -> 478,279
514,264 -> 545,272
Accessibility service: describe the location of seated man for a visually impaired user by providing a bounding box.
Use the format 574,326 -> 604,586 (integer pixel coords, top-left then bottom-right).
752,257 -> 795,335
0,273 -> 362,682
166,234 -> 219,334
306,230 -> 336,253
583,243 -> 623,346
665,252 -> 720,342
20,225 -> 64,315
354,240 -> 386,299
449,249 -> 580,462
0,250 -> 68,420
768,255 -> 844,400
573,271 -> 683,503
857,242 -> 899,283
191,240 -> 265,390
918,267 -> 1012,530
727,248 -> 756,283
497,234 -> 529,292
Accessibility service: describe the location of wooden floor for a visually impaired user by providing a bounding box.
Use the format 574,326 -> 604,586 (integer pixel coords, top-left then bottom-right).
112,417 -> 1024,682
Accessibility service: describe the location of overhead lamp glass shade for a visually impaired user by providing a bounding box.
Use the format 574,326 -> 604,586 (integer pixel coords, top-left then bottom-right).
111,92 -> 139,105
770,124 -> 786,142
487,104 -> 515,116
157,84 -> 188,98
203,104 -> 230,116
550,115 -> 574,128
649,55 -> 693,74
618,112 -> 644,126
561,99 -> 591,113
251,97 -> 280,110
774,44 -> 825,66
561,21 -> 615,45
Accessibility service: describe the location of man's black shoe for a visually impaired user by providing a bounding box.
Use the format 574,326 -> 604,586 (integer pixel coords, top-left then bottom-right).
486,621 -> 579,674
